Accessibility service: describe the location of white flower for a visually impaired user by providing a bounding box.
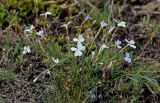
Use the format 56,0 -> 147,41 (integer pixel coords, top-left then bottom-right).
23,46 -> 30,54
71,43 -> 86,57
51,57 -> 60,64
100,44 -> 109,51
73,35 -> 85,45
40,11 -> 52,17
91,51 -> 96,58
25,25 -> 35,33
124,52 -> 131,63
36,29 -> 44,37
109,25 -> 115,33
115,39 -> 122,48
117,21 -> 126,28
125,39 -> 136,49
101,20 -> 107,28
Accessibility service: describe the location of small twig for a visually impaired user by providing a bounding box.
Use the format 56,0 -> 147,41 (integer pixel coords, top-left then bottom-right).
138,11 -> 160,15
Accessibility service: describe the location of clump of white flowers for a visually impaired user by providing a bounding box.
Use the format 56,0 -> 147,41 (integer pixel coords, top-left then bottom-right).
71,35 -> 86,57
23,18 -> 136,67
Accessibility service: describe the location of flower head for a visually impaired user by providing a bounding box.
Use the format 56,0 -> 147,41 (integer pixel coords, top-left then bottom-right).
51,57 -> 60,64
73,35 -> 85,45
25,25 -> 35,33
115,39 -> 122,48
124,52 -> 131,63
101,20 -> 107,28
36,29 -> 44,38
100,44 -> 109,51
23,46 -> 30,54
71,43 -> 86,57
125,39 -> 136,49
117,21 -> 126,28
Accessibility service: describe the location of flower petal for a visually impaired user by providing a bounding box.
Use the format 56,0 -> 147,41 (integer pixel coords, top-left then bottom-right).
77,43 -> 86,51
102,44 -> 109,49
130,40 -> 135,45
117,45 -> 122,49
79,45 -> 86,51
130,45 -> 136,49
125,52 -> 130,57
74,50 -> 82,56
118,21 -> 126,28
79,38 -> 84,42
30,25 -> 35,30
71,47 -> 77,51
78,35 -> 85,42
51,57 -> 59,64
125,39 -> 129,43
46,11 -> 52,15
125,57 -> 131,63
73,38 -> 78,42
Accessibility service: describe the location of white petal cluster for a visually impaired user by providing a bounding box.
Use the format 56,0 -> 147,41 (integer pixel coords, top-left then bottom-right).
124,52 -> 131,63
100,44 -> 109,51
117,21 -> 126,28
71,35 -> 86,57
25,25 -> 35,33
125,39 -> 136,49
23,46 -> 31,54
51,57 -> 60,64
36,29 -> 44,37
115,39 -> 122,49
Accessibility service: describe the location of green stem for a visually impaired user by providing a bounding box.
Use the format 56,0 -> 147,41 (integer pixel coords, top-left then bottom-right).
110,27 -> 118,41
88,27 -> 102,52
119,45 -> 128,53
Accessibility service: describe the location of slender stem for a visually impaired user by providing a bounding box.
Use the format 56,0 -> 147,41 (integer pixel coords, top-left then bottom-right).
119,45 -> 128,53
110,27 -> 118,41
109,45 -> 128,61
95,27 -> 102,39
102,32 -> 109,42
88,27 -> 102,52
